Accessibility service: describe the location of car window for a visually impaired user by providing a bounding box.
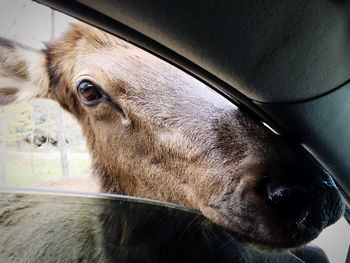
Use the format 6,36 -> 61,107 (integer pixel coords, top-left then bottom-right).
0,1 -> 349,262
0,190 -> 305,263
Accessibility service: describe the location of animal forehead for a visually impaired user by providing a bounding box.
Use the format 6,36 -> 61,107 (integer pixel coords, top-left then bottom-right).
73,24 -> 159,67
73,52 -> 172,103
74,48 -> 183,96
75,51 -> 231,110
68,23 -> 235,109
75,48 -> 156,78
71,30 -> 170,83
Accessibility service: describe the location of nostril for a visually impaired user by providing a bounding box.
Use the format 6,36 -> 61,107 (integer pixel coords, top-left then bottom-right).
262,180 -> 316,226
265,181 -> 292,204
256,171 -> 344,232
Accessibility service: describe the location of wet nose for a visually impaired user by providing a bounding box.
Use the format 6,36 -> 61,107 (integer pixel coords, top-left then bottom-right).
265,181 -> 314,226
262,175 -> 344,230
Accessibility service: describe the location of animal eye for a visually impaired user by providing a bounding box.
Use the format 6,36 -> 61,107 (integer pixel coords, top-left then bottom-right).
76,80 -> 102,104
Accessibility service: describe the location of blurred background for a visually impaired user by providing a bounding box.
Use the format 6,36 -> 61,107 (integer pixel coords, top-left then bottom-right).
0,0 -> 98,192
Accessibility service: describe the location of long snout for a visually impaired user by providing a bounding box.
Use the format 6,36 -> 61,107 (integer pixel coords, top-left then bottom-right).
203,112 -> 344,249
207,159 -> 346,249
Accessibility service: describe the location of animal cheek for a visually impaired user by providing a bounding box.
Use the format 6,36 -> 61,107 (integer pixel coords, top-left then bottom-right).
86,104 -> 112,121
198,174 -> 269,228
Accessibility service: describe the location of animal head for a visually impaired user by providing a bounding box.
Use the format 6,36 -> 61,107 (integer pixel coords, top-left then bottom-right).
0,23 -> 344,250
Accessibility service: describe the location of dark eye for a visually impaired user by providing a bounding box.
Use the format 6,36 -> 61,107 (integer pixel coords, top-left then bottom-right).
76,80 -> 102,104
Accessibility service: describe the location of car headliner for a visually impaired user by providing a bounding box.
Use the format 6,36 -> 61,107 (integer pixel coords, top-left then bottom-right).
36,0 -> 350,209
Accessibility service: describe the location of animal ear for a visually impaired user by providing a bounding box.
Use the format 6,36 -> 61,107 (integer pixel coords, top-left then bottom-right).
0,37 -> 50,106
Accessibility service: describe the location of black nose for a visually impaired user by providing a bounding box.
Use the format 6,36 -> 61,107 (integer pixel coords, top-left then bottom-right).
265,181 -> 314,226
262,175 -> 344,230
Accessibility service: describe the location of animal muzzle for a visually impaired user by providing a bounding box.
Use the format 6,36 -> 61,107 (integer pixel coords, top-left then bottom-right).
201,153 -> 344,249
261,171 -> 344,233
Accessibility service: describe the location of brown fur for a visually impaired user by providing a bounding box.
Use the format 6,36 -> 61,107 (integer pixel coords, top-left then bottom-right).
0,23 -> 343,249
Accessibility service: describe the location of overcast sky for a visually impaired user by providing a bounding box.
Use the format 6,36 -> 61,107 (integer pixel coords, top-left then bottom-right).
0,0 -> 74,48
